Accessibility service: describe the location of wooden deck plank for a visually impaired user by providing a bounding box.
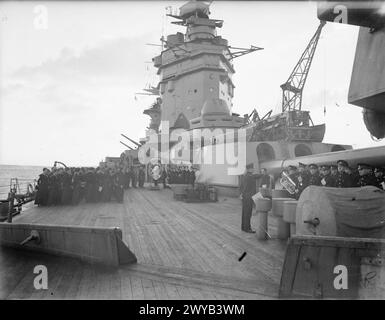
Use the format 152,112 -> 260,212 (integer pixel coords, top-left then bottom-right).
2,187 -> 286,299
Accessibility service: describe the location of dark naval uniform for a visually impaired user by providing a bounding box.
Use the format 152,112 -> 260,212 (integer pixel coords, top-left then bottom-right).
138,167 -> 145,188
296,163 -> 310,196
336,172 -> 352,188
320,166 -> 336,187
374,168 -> 385,190
357,163 -> 379,188
357,173 -> 379,187
376,176 -> 385,190
297,172 -> 309,193
308,173 -> 321,186
336,160 -> 353,188
320,174 -> 336,187
240,166 -> 261,233
35,172 -> 49,206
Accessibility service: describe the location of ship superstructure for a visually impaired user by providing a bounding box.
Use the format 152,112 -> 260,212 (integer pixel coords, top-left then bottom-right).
140,1 -> 352,195
149,0 -> 261,131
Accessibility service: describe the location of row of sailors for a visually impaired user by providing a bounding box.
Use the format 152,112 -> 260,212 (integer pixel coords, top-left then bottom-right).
34,166 -> 146,207
167,167 -> 196,185
285,160 -> 385,198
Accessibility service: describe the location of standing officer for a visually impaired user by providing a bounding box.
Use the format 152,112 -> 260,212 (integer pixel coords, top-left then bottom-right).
296,162 -> 309,196
320,165 -> 336,187
330,165 -> 338,179
259,168 -> 271,189
336,160 -> 351,188
374,167 -> 385,190
357,163 -> 379,187
346,166 -> 359,187
138,166 -> 146,188
35,168 -> 50,206
308,164 -> 321,186
240,163 -> 262,233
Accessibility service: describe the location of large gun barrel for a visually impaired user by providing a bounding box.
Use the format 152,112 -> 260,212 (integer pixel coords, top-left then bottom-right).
121,134 -> 141,148
120,141 -> 134,150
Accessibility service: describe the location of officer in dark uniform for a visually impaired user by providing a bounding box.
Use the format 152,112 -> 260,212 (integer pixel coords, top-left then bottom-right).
297,162 -> 309,195
336,160 -> 352,188
374,167 -> 385,190
346,166 -> 359,187
330,165 -> 338,179
138,166 -> 146,188
259,168 -> 271,189
320,165 -> 336,187
112,169 -> 124,203
35,168 -> 50,206
357,163 -> 379,188
240,163 -> 262,233
308,164 -> 321,186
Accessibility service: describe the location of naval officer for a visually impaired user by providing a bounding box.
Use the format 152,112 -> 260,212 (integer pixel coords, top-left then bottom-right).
320,165 -> 336,187
357,163 -> 379,188
308,164 -> 321,186
240,163 -> 263,233
374,167 -> 385,190
296,162 -> 309,196
336,160 -> 352,188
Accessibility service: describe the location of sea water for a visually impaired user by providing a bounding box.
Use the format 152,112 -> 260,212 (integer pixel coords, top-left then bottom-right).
0,165 -> 45,199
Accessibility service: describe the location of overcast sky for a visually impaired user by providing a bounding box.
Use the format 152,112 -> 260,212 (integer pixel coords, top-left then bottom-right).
0,1 -> 384,167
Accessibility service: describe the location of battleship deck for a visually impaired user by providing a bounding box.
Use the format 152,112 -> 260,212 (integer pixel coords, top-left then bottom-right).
0,188 -> 286,299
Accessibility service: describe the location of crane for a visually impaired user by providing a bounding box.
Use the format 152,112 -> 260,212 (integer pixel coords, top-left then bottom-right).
281,20 -> 326,112
248,20 -> 327,142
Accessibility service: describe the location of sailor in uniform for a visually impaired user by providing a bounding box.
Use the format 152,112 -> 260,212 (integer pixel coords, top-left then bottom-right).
374,167 -> 385,190
296,162 -> 309,195
308,164 -> 321,186
138,166 -> 146,188
35,168 -> 50,206
345,166 -> 359,187
336,160 -> 351,188
240,163 -> 263,233
320,165 -> 336,187
330,165 -> 337,177
357,163 -> 379,188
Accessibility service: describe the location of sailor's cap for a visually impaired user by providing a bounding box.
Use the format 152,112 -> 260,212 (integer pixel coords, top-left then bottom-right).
246,163 -> 254,169
321,165 -> 330,170
288,165 -> 297,171
337,160 -> 349,167
357,163 -> 372,170
309,164 -> 318,169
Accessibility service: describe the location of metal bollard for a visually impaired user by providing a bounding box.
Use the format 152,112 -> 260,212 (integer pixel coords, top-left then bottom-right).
272,198 -> 296,240
283,200 -> 298,236
254,198 -> 272,240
